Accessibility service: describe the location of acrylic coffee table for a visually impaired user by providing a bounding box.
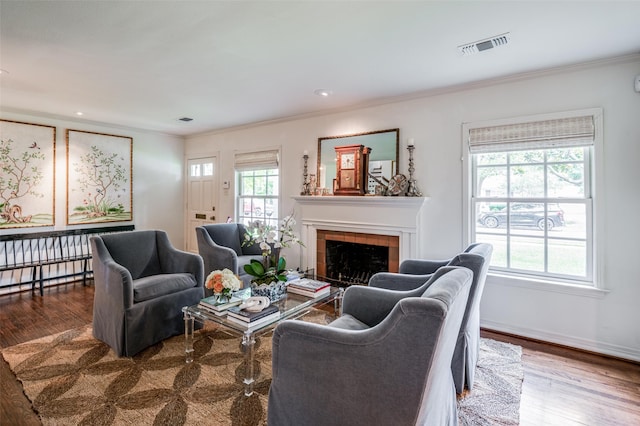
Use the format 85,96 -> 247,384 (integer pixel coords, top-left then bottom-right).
182,286 -> 343,396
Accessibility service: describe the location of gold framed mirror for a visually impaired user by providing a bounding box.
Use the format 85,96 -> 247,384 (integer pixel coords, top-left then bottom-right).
317,128 -> 399,194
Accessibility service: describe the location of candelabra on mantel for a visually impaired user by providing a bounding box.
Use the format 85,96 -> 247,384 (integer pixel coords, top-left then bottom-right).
300,150 -> 312,196
405,139 -> 423,197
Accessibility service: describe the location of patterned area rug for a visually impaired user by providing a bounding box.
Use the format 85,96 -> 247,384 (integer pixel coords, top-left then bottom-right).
2,312 -> 523,425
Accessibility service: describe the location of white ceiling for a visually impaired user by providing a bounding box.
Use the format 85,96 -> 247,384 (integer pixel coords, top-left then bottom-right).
1,1 -> 639,136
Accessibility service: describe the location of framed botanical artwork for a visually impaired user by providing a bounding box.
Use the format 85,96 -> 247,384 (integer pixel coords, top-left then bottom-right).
0,119 -> 56,229
66,129 -> 133,225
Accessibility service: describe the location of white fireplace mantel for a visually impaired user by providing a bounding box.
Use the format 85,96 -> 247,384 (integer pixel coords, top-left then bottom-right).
292,196 -> 428,271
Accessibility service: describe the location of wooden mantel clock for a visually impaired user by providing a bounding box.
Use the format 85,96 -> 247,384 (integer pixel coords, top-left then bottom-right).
334,144 -> 370,195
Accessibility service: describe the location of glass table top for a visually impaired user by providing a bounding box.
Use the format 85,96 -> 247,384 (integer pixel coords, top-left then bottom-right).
183,285 -> 342,335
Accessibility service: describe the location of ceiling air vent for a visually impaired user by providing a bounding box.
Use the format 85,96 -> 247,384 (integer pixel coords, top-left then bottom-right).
458,32 -> 510,56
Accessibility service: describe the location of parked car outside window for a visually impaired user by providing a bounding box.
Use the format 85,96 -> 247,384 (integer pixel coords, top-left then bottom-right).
478,203 -> 565,230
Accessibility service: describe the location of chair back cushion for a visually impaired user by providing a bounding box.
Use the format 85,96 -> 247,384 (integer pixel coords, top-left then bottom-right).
202,224 -> 243,256
99,230 -> 162,280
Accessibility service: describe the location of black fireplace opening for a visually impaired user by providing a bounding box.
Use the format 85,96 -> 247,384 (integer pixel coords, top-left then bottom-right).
325,240 -> 389,286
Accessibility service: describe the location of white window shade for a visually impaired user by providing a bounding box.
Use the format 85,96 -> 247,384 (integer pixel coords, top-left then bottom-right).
234,150 -> 279,171
469,115 -> 595,153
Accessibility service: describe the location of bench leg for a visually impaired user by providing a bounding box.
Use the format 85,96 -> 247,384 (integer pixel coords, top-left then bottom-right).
82,258 -> 88,286
31,266 -> 37,293
39,265 -> 44,296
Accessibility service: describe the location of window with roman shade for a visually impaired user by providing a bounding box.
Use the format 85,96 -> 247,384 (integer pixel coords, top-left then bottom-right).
465,109 -> 601,285
233,150 -> 279,171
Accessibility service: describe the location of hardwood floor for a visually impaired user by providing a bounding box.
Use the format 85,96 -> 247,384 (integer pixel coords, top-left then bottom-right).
1,282 -> 639,425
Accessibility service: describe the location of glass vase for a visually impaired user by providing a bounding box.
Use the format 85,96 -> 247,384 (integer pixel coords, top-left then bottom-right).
214,292 -> 231,305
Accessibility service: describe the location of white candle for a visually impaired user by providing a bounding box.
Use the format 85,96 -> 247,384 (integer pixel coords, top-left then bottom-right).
407,138 -> 415,147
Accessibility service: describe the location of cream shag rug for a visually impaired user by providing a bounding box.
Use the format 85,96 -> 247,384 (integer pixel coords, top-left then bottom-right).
2,311 -> 522,425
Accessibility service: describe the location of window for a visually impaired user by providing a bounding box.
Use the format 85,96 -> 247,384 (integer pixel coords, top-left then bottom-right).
234,150 -> 280,227
465,110 -> 601,285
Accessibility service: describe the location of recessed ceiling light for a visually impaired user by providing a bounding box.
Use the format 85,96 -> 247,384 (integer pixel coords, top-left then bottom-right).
179,117 -> 194,122
76,111 -> 84,116
314,89 -> 332,97
0,69 -> 8,75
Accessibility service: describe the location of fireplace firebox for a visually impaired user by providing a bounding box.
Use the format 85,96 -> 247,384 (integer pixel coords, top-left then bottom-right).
316,230 -> 399,286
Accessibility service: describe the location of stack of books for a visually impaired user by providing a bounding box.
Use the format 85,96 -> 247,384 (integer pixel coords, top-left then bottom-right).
287,278 -> 331,298
197,288 -> 251,316
226,304 -> 281,328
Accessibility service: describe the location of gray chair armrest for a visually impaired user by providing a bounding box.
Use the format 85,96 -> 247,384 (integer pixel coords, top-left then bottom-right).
368,272 -> 432,290
156,232 -> 205,286
341,285 -> 415,327
400,258 -> 449,274
164,248 -> 204,287
357,267 -> 466,325
91,237 -> 135,308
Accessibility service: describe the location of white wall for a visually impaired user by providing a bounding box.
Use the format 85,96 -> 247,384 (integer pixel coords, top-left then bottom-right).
186,55 -> 640,361
0,111 -> 186,247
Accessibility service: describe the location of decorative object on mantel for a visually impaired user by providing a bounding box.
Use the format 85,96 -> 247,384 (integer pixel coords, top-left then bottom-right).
242,213 -> 304,301
334,144 -> 370,195
368,173 -> 390,195
205,268 -> 242,304
405,139 -> 423,197
300,150 -> 312,195
309,174 -> 317,195
387,174 -> 409,196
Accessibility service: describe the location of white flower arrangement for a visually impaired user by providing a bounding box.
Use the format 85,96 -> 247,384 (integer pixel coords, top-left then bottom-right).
205,268 -> 242,296
242,213 -> 304,286
243,214 -> 302,257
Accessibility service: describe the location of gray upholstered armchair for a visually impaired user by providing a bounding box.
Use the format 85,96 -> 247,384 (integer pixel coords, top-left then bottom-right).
369,243 -> 493,394
91,230 -> 204,357
195,223 -> 263,288
268,267 -> 473,426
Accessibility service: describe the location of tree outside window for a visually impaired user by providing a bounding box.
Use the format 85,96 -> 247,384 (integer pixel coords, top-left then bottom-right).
473,147 -> 591,281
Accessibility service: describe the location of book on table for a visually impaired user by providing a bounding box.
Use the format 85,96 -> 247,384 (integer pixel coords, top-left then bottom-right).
287,286 -> 331,298
287,278 -> 331,298
197,303 -> 230,317
198,288 -> 251,312
226,310 -> 281,329
227,304 -> 280,323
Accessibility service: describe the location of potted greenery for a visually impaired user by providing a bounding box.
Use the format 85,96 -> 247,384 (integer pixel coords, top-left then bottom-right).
243,214 -> 303,301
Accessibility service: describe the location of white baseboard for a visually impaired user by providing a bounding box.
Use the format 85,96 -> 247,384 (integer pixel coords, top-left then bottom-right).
481,319 -> 640,363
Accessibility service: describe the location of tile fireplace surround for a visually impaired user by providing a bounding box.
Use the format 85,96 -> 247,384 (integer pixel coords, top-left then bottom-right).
292,196 -> 428,273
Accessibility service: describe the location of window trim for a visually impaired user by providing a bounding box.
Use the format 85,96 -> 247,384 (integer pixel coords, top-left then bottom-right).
462,108 -> 604,290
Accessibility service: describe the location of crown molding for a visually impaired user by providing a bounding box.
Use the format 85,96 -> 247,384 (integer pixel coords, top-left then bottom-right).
190,53 -> 640,138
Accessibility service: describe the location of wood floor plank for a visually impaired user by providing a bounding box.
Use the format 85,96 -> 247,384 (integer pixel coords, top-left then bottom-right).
482,330 -> 640,425
1,283 -> 639,425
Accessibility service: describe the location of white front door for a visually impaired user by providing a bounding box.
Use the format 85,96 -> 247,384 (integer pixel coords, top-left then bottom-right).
186,157 -> 218,253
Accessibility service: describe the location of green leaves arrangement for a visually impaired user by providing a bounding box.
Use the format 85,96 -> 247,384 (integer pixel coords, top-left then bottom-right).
243,257 -> 287,285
